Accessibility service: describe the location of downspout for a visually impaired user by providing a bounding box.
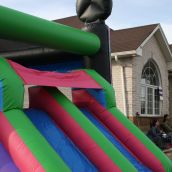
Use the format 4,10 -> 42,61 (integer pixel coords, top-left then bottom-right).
114,55 -> 127,116
121,65 -> 127,116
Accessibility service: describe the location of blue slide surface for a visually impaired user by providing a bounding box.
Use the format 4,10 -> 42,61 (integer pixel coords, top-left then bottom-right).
24,108 -> 97,172
80,108 -> 152,172
0,143 -> 19,172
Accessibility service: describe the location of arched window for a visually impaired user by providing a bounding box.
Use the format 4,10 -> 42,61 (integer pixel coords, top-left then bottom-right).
141,60 -> 161,115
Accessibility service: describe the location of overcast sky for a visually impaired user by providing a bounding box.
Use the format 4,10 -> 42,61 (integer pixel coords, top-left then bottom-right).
1,0 -> 172,44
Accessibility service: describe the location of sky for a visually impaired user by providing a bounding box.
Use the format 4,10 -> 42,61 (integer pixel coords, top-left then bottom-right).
1,0 -> 172,44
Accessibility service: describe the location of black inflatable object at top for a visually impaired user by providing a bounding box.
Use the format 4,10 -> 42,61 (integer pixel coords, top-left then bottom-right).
76,0 -> 113,23
84,22 -> 112,83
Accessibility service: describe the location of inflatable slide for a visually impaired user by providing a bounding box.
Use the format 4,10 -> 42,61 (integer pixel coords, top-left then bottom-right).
0,58 -> 171,172
0,3 -> 172,172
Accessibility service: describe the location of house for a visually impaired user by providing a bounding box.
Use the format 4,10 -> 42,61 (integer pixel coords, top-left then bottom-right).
0,16 -> 172,131
111,24 -> 172,131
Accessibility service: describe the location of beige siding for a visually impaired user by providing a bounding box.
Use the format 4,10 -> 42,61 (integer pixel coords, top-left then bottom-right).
58,87 -> 72,101
23,86 -> 72,108
112,62 -> 125,113
112,58 -> 133,116
124,64 -> 133,116
24,85 -> 29,108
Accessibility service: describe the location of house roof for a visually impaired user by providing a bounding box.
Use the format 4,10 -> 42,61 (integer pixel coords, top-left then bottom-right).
110,24 -> 158,52
56,17 -> 159,53
55,16 -> 84,29
0,16 -> 170,58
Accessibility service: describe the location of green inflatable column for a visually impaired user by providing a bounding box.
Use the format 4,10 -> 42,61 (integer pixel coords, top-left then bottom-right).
0,6 -> 100,55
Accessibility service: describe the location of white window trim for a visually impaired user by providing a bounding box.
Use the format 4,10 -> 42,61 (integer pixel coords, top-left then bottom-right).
140,60 -> 162,116
141,83 -> 161,116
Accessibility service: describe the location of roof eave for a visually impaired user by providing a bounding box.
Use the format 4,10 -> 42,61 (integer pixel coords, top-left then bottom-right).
112,24 -> 172,62
111,48 -> 142,59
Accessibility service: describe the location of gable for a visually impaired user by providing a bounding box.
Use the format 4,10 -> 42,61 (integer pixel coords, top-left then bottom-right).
142,35 -> 167,64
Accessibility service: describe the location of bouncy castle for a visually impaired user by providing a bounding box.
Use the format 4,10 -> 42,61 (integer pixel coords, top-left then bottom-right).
0,0 -> 172,171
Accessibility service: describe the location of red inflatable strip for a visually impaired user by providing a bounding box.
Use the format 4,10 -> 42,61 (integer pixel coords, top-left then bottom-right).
0,112 -> 45,172
8,60 -> 101,89
72,90 -> 165,172
29,87 -> 122,172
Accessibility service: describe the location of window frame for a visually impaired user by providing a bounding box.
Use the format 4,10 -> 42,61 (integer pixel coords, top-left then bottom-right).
140,60 -> 162,116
